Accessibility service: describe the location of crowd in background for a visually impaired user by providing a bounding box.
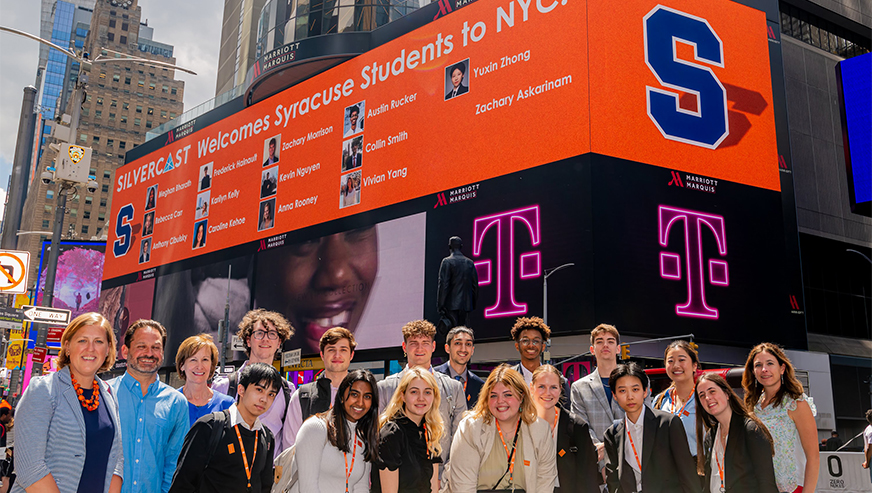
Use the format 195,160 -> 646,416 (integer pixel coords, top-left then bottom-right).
7,308 -> 867,493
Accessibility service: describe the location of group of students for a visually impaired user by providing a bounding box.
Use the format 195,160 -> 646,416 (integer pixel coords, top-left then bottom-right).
9,309 -> 821,493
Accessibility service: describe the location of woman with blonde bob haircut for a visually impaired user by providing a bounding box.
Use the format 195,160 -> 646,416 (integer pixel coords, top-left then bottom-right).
446,364 -> 557,493
13,312 -> 124,493
376,367 -> 445,492
175,334 -> 234,426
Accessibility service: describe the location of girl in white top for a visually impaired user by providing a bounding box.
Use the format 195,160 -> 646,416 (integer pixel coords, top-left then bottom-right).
293,369 -> 380,493
742,343 -> 819,493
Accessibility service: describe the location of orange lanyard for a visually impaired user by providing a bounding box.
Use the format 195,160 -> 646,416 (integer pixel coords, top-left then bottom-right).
423,422 -> 432,459
671,387 -> 694,417
496,418 -> 521,484
344,435 -> 358,493
551,408 -> 559,439
625,420 -> 642,472
715,431 -> 726,492
233,425 -> 258,488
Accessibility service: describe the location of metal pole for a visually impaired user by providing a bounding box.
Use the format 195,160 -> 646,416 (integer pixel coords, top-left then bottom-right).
542,263 -> 574,365
42,187 -> 68,308
220,265 -> 232,370
0,86 -> 37,250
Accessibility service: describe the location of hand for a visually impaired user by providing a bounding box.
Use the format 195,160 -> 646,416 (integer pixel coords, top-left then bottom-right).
596,442 -> 605,462
863,461 -> 868,469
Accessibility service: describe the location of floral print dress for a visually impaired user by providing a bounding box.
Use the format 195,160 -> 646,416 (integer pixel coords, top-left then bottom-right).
755,393 -> 816,492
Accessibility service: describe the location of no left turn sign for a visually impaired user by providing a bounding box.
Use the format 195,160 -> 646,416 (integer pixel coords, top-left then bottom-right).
0,250 -> 30,295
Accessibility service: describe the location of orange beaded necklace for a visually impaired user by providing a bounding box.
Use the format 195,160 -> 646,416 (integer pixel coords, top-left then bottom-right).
71,373 -> 100,411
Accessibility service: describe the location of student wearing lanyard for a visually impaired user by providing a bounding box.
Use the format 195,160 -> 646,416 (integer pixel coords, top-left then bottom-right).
653,341 -> 700,461
695,373 -> 778,493
169,363 -> 280,493
603,363 -> 698,493
445,364 -> 556,493
530,365 -> 599,493
293,370 -> 379,493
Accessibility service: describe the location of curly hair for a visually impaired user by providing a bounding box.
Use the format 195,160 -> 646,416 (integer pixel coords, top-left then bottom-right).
742,342 -> 804,411
236,309 -> 294,357
175,334 -> 219,381
510,316 -> 550,342
59,312 -> 117,372
401,319 -> 436,342
470,364 -> 538,425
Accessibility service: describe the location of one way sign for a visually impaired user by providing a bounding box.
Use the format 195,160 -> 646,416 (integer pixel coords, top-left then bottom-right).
22,305 -> 71,325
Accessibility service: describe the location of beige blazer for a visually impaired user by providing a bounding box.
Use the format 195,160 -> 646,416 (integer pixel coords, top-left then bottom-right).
445,414 -> 557,493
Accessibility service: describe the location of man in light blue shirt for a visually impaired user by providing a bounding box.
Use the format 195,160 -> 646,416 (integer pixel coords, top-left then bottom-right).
109,319 -> 188,493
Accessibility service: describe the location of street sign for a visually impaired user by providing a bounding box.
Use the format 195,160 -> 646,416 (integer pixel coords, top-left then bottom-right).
282,349 -> 301,367
47,326 -> 65,344
22,306 -> 71,325
231,335 -> 246,351
0,250 -> 30,295
0,307 -> 23,331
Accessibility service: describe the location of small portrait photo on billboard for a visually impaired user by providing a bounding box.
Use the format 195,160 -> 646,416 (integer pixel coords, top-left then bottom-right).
258,198 -> 276,231
263,134 -> 281,167
192,219 -> 208,249
445,59 -> 470,100
143,211 -> 155,236
145,184 -> 158,211
261,166 -> 278,199
195,191 -> 210,220
341,136 -> 363,172
138,237 -> 152,264
343,101 -> 365,137
199,162 -> 213,191
340,170 -> 361,209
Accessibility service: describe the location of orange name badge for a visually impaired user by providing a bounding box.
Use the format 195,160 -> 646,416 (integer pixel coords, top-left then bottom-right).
228,443 -> 236,454
558,449 -> 566,457
524,460 -> 530,466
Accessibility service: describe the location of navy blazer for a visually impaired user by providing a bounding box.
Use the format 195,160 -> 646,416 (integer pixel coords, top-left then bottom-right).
555,408 -> 600,493
433,362 -> 484,409
702,416 -> 779,493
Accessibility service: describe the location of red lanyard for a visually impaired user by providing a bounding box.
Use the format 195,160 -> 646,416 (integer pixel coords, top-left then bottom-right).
344,435 -> 359,493
625,420 -> 642,472
671,387 -> 694,417
233,425 -> 258,488
496,418 -> 522,484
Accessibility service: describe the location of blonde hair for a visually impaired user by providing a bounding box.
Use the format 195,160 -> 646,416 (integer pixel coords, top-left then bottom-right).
175,334 -> 219,381
59,312 -> 117,372
401,319 -> 436,341
530,364 -> 564,399
471,364 -> 538,425
379,367 -> 444,457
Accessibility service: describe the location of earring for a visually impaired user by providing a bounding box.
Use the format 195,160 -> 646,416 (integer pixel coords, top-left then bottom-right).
781,374 -> 784,385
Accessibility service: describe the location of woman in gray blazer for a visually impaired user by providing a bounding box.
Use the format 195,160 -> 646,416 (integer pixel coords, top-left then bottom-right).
13,312 -> 124,493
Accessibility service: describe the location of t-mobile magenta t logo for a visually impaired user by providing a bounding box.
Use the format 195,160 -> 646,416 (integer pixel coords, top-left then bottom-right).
472,205 -> 541,318
658,205 -> 729,319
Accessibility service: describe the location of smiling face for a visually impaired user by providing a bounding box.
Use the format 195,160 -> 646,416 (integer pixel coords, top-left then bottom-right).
237,380 -> 278,419
349,110 -> 359,129
321,338 -> 353,374
451,68 -> 463,88
246,320 -> 281,363
65,324 -> 110,380
515,329 -> 544,363
343,380 -> 374,422
488,381 -> 522,424
591,332 -> 618,364
697,379 -> 730,420
268,141 -> 276,159
753,351 -> 785,390
403,377 -> 434,423
403,335 -> 436,368
181,346 -> 213,385
665,347 -> 697,385
122,326 -> 164,376
613,375 -> 645,418
531,372 -> 561,412
446,332 -> 474,367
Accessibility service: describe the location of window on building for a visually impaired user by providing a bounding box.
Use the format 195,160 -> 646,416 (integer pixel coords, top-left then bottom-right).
169,112 -> 176,119
147,107 -> 154,115
98,213 -> 105,221
108,113 -> 115,120
42,220 -> 50,229
79,133 -> 87,142
70,208 -> 77,217
146,120 -> 152,128
119,141 -> 126,149
107,139 -> 114,147
121,22 -> 128,31
120,36 -> 126,44
95,110 -> 102,118
134,118 -> 141,126
110,100 -> 117,107
81,225 -> 89,234
122,102 -> 129,110
136,105 -> 142,113
112,74 -> 120,82
99,72 -> 106,79
101,184 -> 109,193
120,115 -> 127,123
171,87 -> 178,95
46,190 -> 54,199
81,108 -> 89,116
44,205 -> 52,213
780,4 -> 871,57
93,136 -> 100,144
109,19 -> 116,28
96,97 -> 103,105
83,210 -> 91,220
103,171 -> 111,180
138,80 -> 144,88
108,32 -> 114,41
124,76 -> 131,85
85,196 -> 92,205
162,85 -> 168,93
149,82 -> 156,90
100,198 -> 107,207
161,110 -> 167,118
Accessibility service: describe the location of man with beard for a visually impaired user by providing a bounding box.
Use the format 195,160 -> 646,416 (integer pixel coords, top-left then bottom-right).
213,309 -> 294,458
109,320 -> 189,493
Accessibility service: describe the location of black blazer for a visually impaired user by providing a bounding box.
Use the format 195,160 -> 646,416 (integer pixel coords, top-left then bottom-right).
446,84 -> 469,99
433,362 -> 484,409
702,416 -> 778,493
437,251 -> 478,312
604,406 -> 698,493
555,408 -> 600,493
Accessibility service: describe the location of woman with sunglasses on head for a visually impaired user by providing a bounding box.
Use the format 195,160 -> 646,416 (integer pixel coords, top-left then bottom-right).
653,341 -> 700,462
696,372 -> 778,493
446,364 -> 557,493
742,343 -> 819,493
293,369 -> 379,493
530,365 -> 598,493
376,367 -> 444,493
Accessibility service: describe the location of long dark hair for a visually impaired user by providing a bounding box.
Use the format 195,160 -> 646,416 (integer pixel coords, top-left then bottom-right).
324,369 -> 379,462
741,342 -> 804,411
654,340 -> 700,408
694,373 -> 773,475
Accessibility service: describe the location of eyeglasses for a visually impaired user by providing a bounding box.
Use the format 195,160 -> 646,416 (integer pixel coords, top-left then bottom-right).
252,330 -> 280,341
519,339 -> 543,347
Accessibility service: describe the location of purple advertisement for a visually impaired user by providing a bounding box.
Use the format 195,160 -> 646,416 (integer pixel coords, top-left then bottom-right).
37,241 -> 106,319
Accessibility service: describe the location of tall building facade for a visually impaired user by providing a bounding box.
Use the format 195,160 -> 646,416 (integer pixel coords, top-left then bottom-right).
18,0 -> 184,286
215,0 -> 267,96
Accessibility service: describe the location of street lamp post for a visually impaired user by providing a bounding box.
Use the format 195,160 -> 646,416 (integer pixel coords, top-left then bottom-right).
542,262 -> 574,364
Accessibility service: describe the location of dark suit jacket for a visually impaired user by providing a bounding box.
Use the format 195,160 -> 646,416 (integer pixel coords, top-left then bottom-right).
200,174 -> 210,190
445,84 -> 469,99
344,152 -> 361,171
437,251 -> 478,312
702,416 -> 778,493
555,408 -> 600,493
604,406 -> 698,493
433,362 -> 484,409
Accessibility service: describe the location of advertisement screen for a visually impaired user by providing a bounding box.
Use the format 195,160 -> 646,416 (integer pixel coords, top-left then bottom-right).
37,241 -> 106,319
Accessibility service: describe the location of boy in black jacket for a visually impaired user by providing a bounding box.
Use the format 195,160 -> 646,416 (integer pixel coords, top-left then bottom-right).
170,363 -> 281,493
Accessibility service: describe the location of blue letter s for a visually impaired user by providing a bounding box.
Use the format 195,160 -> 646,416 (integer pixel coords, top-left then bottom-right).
113,204 -> 134,258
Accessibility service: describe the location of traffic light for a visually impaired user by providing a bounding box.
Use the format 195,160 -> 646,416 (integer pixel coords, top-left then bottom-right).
620,344 -> 631,360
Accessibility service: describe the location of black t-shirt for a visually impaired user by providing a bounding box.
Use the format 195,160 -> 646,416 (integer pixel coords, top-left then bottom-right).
376,415 -> 442,493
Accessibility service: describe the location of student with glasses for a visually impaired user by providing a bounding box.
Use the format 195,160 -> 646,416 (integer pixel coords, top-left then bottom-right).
510,317 -> 570,405
212,309 -> 295,458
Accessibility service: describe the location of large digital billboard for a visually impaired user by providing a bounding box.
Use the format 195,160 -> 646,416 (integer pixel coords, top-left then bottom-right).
103,0 -> 805,354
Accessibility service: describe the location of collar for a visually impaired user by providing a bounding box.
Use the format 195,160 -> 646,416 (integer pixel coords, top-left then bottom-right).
120,371 -> 160,395
403,364 -> 434,374
625,405 -> 646,432
229,403 -> 264,431
447,364 -> 468,381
